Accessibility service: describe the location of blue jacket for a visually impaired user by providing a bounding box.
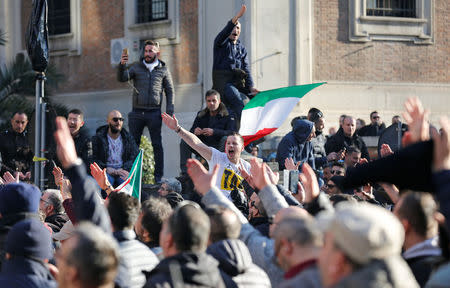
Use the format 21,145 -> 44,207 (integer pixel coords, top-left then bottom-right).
213,20 -> 254,89
277,119 -> 318,171
0,256 -> 57,288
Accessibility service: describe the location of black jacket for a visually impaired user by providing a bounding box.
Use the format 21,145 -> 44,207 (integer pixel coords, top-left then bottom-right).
0,129 -> 33,174
358,123 -> 386,136
144,252 -> 227,288
207,239 -> 271,288
73,127 -> 93,168
325,129 -> 370,160
118,59 -> 175,114
44,213 -> 69,233
92,125 -> 139,171
190,103 -> 237,149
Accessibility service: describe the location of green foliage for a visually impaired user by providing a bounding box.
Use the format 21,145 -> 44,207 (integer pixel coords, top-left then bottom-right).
140,135 -> 156,184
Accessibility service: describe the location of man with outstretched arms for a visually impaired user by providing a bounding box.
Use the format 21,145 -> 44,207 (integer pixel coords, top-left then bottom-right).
162,113 -> 250,199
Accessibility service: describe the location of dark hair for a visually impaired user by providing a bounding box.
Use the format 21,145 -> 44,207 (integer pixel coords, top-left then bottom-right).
67,222 -> 119,286
227,131 -> 244,145
307,108 -> 323,122
329,194 -> 357,206
141,197 -> 172,245
370,111 -> 379,119
11,111 -> 27,119
331,161 -> 345,169
144,40 -> 159,48
68,109 -> 84,120
396,192 -> 437,238
168,201 -> 210,253
345,146 -> 361,155
107,192 -> 140,231
204,205 -> 241,243
205,89 -> 221,100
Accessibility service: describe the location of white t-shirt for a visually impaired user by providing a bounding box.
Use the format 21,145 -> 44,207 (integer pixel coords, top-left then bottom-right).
208,148 -> 251,199
143,59 -> 159,72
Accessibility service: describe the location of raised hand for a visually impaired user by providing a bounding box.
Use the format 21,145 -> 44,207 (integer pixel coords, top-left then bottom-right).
380,143 -> 394,158
284,157 -> 300,171
403,97 -> 430,144
187,158 -> 219,196
432,117 -> 450,172
299,163 -> 320,203
54,117 -> 78,169
232,4 -> 247,24
52,166 -> 64,187
2,171 -> 19,184
90,162 -> 111,191
249,158 -> 271,191
161,112 -> 179,131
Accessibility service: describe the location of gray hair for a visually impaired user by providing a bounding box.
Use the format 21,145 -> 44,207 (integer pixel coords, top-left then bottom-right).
273,216 -> 322,248
66,222 -> 119,286
44,189 -> 64,214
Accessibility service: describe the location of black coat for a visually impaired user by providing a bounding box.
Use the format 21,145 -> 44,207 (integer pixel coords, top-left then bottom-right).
73,127 -> 93,168
44,213 -> 69,233
92,125 -> 139,171
189,103 -> 237,149
325,129 -> 370,160
0,129 -> 33,174
358,123 -> 386,136
144,252 -> 227,288
0,256 -> 57,288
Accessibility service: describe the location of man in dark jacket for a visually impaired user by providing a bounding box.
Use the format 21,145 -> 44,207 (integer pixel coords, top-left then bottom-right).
212,5 -> 259,121
107,192 -> 159,288
39,189 -> 69,233
144,201 -> 228,288
0,218 -> 57,288
277,119 -> 336,171
0,183 -> 41,269
67,109 -> 93,170
325,116 -> 370,160
394,192 -> 441,287
357,111 -> 386,136
118,40 -> 175,183
180,89 -> 237,173
92,110 -> 139,187
205,205 -> 271,288
0,111 -> 33,179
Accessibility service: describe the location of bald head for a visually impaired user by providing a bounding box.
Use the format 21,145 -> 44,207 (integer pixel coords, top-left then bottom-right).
107,110 -> 124,135
270,206 -> 309,238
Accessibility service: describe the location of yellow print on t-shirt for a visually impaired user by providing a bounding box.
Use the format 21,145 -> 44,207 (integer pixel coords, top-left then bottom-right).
221,168 -> 244,191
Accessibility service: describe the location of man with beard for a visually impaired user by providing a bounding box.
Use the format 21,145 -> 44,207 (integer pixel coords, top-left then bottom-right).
162,113 -> 250,199
212,5 -> 259,122
92,110 -> 139,187
0,111 -> 33,180
118,40 -> 175,183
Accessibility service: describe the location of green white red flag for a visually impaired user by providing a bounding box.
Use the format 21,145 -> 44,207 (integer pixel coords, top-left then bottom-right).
239,83 -> 326,146
114,149 -> 143,200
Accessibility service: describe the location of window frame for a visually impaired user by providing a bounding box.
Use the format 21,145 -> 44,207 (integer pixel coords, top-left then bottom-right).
348,0 -> 434,44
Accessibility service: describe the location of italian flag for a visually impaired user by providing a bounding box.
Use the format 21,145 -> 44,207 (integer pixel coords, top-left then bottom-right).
239,83 -> 325,146
114,150 -> 143,200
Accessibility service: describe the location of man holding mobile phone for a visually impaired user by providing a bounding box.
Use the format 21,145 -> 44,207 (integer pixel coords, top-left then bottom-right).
117,40 -> 175,183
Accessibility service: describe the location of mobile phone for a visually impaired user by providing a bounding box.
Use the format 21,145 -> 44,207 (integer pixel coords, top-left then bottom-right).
123,48 -> 128,56
283,170 -> 299,194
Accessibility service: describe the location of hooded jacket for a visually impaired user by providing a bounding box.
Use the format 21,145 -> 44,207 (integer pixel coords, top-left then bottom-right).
92,125 -> 139,171
207,239 -> 271,288
118,54 -> 174,114
277,119 -> 316,171
143,252 -> 227,288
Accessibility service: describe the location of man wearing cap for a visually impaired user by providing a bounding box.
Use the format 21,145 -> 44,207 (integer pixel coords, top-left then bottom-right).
318,202 -> 419,287
0,218 -> 57,287
0,183 -> 41,269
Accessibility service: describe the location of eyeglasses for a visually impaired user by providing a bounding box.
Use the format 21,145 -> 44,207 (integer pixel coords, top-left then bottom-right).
112,117 -> 124,122
331,170 -> 343,175
40,198 -> 51,205
326,184 -> 336,189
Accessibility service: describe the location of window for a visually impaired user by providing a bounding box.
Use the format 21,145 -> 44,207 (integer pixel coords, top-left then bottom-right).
136,0 -> 168,23
48,0 -> 71,35
349,0 -> 433,44
366,0 -> 415,18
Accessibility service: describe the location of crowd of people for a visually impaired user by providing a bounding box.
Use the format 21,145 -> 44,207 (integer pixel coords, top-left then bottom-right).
1,4 -> 450,288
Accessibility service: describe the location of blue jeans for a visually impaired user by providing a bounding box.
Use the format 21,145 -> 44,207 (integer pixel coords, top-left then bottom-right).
224,82 -> 248,122
128,109 -> 163,182
107,173 -> 125,188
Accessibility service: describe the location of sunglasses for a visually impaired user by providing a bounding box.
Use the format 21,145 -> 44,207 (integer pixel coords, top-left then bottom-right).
372,116 -> 380,119
112,117 -> 124,122
327,184 -> 336,189
331,170 -> 343,175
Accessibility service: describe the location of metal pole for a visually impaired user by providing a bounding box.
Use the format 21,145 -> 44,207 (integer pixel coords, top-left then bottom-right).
34,72 -> 45,187
40,102 -> 46,190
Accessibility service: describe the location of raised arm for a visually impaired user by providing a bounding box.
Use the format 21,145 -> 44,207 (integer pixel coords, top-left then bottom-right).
214,5 -> 247,47
162,113 -> 212,161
